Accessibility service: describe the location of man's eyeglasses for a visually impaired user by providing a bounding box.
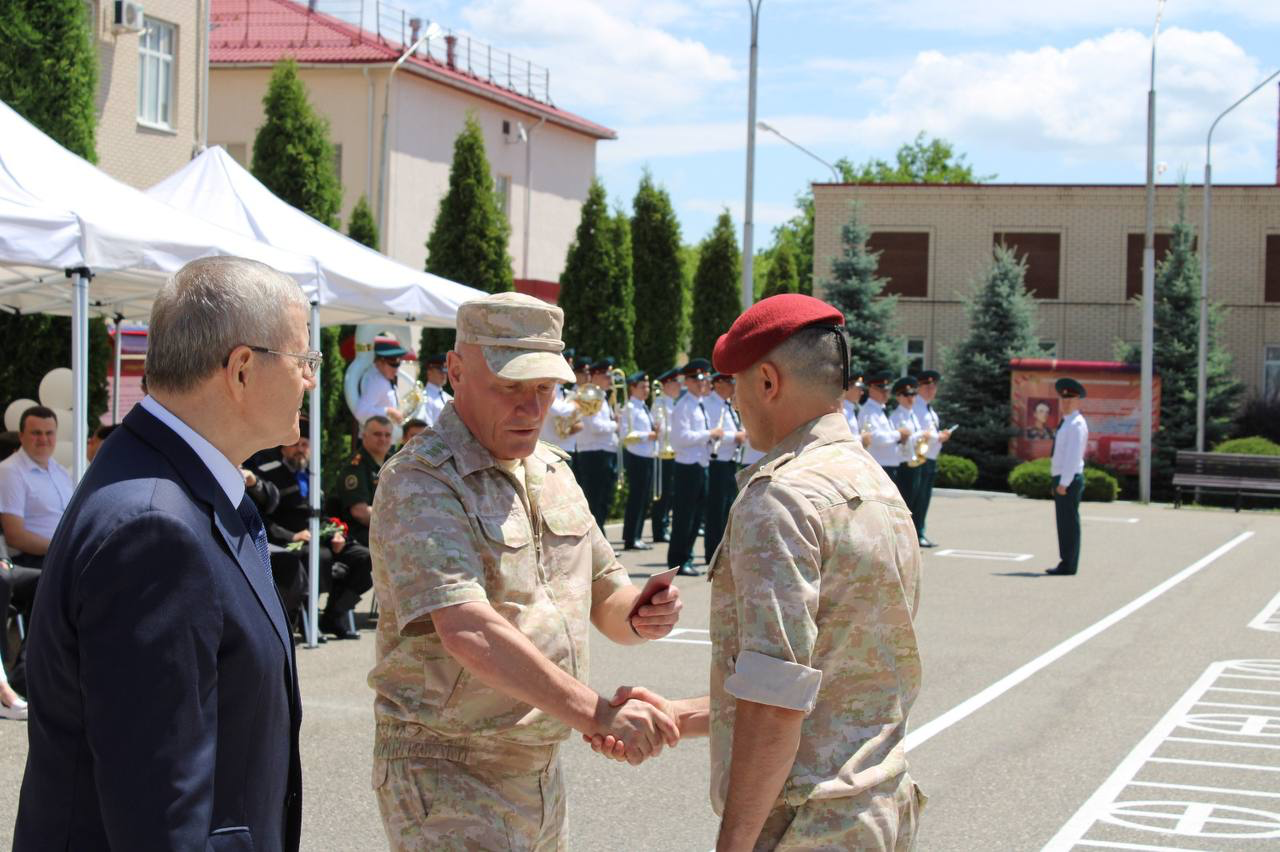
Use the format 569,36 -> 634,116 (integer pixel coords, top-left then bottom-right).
225,345 -> 324,376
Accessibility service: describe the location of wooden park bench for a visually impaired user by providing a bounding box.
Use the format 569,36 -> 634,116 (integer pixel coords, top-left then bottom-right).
1172,451 -> 1280,511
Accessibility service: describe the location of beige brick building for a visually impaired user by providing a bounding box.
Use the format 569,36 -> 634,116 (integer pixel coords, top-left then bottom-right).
813,183 -> 1280,400
88,0 -> 204,188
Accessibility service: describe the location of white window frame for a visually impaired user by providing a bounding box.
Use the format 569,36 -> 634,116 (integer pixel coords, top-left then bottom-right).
905,337 -> 926,374
495,174 -> 512,219
138,18 -> 176,130
1265,344 -> 1280,401
1039,339 -> 1058,357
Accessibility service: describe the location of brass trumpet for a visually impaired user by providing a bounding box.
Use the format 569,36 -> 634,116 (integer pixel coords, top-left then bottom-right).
906,434 -> 931,468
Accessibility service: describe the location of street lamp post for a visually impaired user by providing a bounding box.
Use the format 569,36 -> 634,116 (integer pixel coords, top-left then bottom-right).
377,22 -> 442,248
1139,0 -> 1165,503
1198,70 -> 1280,452
757,121 -> 840,181
742,0 -> 764,311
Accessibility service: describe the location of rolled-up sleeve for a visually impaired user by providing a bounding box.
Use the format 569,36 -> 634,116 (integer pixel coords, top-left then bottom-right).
723,482 -> 824,714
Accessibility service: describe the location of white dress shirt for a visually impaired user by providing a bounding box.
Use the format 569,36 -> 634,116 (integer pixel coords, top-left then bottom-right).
671,392 -> 713,468
621,398 -> 657,458
140,395 -> 245,507
913,396 -> 943,460
857,398 -> 904,468
841,399 -> 860,435
0,448 -> 74,553
355,370 -> 397,427
1051,410 -> 1089,480
421,383 -> 451,427
889,404 -> 926,465
540,384 -> 578,452
576,400 -> 619,453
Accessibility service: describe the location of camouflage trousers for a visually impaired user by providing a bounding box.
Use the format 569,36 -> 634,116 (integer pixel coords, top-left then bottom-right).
373,738 -> 566,851
753,774 -> 925,851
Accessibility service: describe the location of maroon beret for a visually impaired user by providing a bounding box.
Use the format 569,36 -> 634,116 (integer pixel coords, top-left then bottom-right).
712,294 -> 845,375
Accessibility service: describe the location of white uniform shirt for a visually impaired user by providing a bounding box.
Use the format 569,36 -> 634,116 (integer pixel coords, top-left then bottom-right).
671,392 -> 713,468
540,384 -> 578,452
422,383 -> 451,428
355,370 -> 397,427
576,397 -> 619,453
889,404 -> 926,465
621,398 -> 657,458
913,396 -> 943,460
841,399 -> 860,435
0,447 -> 74,553
740,443 -> 766,466
1051,410 -> 1089,480
857,398 -> 904,468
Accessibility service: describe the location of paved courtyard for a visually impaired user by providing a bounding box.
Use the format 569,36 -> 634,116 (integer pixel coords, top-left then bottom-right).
1,490 -> 1276,850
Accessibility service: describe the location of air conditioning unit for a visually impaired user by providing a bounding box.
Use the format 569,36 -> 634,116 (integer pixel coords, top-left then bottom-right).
112,1 -> 145,35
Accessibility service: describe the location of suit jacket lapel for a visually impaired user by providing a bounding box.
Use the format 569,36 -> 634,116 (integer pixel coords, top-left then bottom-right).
123,407 -> 293,659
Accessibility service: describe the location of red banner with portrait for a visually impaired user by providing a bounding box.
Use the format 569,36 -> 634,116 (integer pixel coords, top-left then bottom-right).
1010,359 -> 1159,475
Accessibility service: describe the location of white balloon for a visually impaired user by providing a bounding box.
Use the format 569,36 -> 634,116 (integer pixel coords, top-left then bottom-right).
54,408 -> 75,441
39,368 -> 75,410
4,398 -> 38,433
53,440 -> 73,469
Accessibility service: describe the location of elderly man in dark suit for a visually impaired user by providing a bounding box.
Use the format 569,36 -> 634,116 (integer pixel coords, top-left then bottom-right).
15,256 -> 311,852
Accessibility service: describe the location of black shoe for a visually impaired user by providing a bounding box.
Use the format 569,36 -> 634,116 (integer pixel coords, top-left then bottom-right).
676,561 -> 702,577
918,536 -> 936,548
319,612 -> 360,639
653,535 -> 669,543
1045,567 -> 1077,576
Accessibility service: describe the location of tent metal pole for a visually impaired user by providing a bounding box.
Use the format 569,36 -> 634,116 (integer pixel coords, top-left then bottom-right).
112,314 -> 124,423
306,302 -> 322,649
69,269 -> 91,482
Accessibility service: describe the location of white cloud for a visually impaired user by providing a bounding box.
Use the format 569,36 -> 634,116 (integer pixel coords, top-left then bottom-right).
854,0 -> 1280,34
684,199 -> 797,234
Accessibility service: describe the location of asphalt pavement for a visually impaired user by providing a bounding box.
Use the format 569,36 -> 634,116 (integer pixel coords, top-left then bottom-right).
1,491 -> 1276,851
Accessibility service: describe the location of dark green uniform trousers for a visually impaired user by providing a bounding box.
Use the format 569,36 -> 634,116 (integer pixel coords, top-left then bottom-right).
1053,473 -> 1084,573
577,450 -> 618,533
622,451 -> 654,548
704,459 -> 739,563
666,462 -> 707,569
910,457 -> 938,537
650,457 -> 675,541
895,463 -> 921,519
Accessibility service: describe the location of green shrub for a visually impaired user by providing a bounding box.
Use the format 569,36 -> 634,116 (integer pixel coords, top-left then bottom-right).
609,474 -> 629,521
1213,436 -> 1280,456
1008,458 -> 1118,502
935,454 -> 978,489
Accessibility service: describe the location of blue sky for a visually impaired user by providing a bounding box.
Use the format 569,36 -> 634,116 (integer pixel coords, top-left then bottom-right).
401,0 -> 1280,245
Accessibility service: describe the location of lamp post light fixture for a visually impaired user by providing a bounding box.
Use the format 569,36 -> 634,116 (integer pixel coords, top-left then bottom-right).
742,0 -> 764,311
377,21 -> 442,247
1197,69 -> 1280,452
1138,0 -> 1165,504
756,121 -> 841,181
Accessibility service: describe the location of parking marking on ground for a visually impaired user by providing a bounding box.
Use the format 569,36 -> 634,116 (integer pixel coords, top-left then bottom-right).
1247,588 -> 1280,633
655,628 -> 711,646
933,548 -> 1034,562
1043,659 -> 1280,851
904,531 -> 1255,754
1083,516 -> 1141,524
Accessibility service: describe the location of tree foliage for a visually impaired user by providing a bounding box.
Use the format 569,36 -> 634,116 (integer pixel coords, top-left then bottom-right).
761,237 -> 800,299
820,204 -> 904,375
251,59 -> 342,228
347,195 -> 379,249
689,212 -> 743,360
558,180 -> 634,366
631,172 -> 687,372
936,245 -> 1041,488
1118,188 -> 1242,490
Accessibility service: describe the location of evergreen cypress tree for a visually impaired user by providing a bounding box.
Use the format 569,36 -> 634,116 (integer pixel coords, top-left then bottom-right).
558,180 -> 616,358
607,208 -> 637,372
421,114 -> 514,356
347,196 -> 379,249
631,172 -> 686,373
936,245 -> 1041,488
761,238 -> 800,299
689,212 -> 743,360
1119,188 -> 1242,490
0,0 -> 107,428
251,59 -> 342,228
821,204 -> 904,374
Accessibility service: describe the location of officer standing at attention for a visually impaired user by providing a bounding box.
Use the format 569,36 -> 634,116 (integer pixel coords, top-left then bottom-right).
858,370 -> 907,481
577,357 -> 621,534
620,372 -> 657,551
841,368 -> 864,434
703,373 -> 746,563
667,359 -> 723,577
1047,378 -> 1089,576
889,376 -> 926,520
355,340 -> 410,427
588,294 -> 925,849
341,415 -> 393,548
649,368 -> 682,543
912,370 -> 952,548
419,353 -> 452,428
368,292 -> 683,850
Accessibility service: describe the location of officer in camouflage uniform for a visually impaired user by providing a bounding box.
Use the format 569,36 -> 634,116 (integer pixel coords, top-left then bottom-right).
589,294 -> 925,850
368,292 -> 684,851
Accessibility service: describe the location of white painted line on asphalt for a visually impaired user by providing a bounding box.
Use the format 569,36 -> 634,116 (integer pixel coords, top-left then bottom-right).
1074,840 -> 1210,851
1083,517 -> 1141,524
1207,686 -> 1280,696
1146,756 -> 1280,773
1128,781 -> 1280,800
1196,702 -> 1280,712
1166,737 -> 1280,751
933,548 -> 1034,562
906,532 -> 1256,755
1248,588 -> 1280,633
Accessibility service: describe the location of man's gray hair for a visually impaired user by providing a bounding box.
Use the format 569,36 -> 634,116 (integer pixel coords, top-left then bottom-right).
765,326 -> 845,399
145,256 -> 309,393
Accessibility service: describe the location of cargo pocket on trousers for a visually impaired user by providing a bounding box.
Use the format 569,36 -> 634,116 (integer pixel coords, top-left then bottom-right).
374,757 -> 440,827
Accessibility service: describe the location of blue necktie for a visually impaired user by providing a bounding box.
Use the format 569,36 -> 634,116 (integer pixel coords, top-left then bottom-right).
236,494 -> 272,581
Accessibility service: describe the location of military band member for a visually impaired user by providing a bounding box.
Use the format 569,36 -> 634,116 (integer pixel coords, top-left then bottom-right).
368,292 -> 683,850
400,419 -> 428,446
704,373 -> 746,563
1047,378 -> 1089,576
649,368 -> 682,543
667,359 -> 723,577
576,357 -> 621,534
355,340 -> 410,427
589,293 -> 925,850
857,370 -> 906,481
340,415 -> 392,547
912,370 -> 952,548
889,376 -> 926,518
841,368 -> 864,434
620,372 -> 658,551
539,349 -> 583,456
419,353 -> 452,427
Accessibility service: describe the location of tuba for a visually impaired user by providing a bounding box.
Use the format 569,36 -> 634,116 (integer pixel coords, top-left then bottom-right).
554,382 -> 606,438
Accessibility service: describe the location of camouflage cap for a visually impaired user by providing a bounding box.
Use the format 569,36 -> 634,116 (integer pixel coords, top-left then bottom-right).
454,292 -> 575,383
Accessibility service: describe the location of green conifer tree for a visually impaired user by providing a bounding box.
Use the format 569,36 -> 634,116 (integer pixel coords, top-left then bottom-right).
1119,188 -> 1242,491
607,208 -> 637,372
558,181 -> 618,359
820,204 -> 904,375
936,245 -> 1041,488
347,195 -> 379,249
761,238 -> 800,299
631,172 -> 687,373
689,212 -> 743,360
